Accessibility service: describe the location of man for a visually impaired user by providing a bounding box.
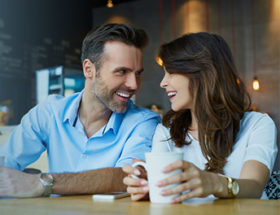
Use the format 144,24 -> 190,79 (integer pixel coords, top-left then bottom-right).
0,24 -> 160,197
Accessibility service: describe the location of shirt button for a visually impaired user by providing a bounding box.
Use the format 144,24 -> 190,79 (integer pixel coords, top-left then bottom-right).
82,154 -> 87,159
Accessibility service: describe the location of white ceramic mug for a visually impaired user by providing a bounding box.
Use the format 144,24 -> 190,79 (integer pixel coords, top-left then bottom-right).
132,152 -> 183,203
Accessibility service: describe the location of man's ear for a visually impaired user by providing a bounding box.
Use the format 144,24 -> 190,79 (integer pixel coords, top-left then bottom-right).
83,59 -> 96,79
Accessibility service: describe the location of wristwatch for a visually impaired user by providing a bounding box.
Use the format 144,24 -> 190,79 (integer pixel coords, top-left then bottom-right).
223,175 -> 239,198
39,173 -> 54,197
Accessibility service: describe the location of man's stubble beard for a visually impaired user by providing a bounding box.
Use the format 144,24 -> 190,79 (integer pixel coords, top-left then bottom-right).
93,76 -> 129,113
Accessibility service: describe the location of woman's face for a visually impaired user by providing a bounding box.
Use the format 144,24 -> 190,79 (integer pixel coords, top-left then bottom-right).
160,68 -> 193,112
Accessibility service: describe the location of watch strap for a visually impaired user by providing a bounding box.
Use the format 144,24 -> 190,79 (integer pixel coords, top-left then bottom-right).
219,174 -> 237,198
225,175 -> 234,198
40,173 -> 54,197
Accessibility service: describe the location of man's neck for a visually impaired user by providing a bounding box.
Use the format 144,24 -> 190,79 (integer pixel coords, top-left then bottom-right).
78,90 -> 112,138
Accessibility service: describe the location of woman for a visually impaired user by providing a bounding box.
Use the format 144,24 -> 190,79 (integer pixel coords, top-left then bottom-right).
122,32 -> 278,202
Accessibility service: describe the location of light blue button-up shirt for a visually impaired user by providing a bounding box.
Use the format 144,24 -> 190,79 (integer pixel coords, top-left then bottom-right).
0,91 -> 160,173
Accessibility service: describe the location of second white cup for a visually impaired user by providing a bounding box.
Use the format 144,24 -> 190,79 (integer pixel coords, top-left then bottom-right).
132,152 -> 183,203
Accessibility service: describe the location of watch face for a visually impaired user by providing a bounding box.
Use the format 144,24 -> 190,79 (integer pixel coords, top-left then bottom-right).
41,174 -> 54,185
40,174 -> 53,197
232,180 -> 239,195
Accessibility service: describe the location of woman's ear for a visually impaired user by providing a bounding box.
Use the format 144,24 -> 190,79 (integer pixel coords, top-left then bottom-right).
83,59 -> 96,79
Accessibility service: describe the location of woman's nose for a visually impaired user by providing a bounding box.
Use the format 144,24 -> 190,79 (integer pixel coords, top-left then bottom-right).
160,73 -> 168,88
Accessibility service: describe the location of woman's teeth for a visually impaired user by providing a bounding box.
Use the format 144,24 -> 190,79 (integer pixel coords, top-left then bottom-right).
167,92 -> 176,98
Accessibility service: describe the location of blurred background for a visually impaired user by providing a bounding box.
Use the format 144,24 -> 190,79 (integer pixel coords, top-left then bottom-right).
0,0 -> 279,170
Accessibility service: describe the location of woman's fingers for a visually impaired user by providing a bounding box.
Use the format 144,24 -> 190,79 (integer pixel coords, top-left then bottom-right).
131,193 -> 148,201
122,164 -> 141,176
123,174 -> 149,201
122,162 -> 149,201
127,184 -> 149,195
156,161 -> 214,202
171,187 -> 206,203
157,171 -> 188,187
158,165 -> 200,187
126,179 -> 149,201
163,160 -> 190,173
123,160 -> 213,202
123,175 -> 148,187
160,178 -> 201,196
122,163 -> 147,179
159,170 -> 215,203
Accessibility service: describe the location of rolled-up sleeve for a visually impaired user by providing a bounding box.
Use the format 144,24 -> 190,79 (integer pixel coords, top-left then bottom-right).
244,114 -> 278,174
0,100 -> 51,170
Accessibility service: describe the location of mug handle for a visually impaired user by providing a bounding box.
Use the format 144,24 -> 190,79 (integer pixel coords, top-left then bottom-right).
131,161 -> 147,179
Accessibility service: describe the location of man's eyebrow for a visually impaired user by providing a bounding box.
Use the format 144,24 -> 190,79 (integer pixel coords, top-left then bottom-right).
113,66 -> 131,72
113,67 -> 144,73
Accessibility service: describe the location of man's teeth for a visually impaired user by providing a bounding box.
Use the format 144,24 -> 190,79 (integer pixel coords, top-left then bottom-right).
167,92 -> 176,97
116,92 -> 130,98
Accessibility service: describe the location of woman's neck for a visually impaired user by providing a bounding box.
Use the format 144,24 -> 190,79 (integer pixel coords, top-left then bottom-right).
190,111 -> 198,130
189,111 -> 198,140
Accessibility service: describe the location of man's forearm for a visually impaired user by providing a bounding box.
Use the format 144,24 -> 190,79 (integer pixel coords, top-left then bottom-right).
51,167 -> 127,195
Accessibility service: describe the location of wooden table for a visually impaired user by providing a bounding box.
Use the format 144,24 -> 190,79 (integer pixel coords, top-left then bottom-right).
0,195 -> 279,215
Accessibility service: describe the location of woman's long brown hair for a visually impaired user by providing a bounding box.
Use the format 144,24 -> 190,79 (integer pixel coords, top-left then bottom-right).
159,33 -> 251,174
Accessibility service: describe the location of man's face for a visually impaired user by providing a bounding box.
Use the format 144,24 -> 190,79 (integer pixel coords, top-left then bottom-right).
91,41 -> 143,113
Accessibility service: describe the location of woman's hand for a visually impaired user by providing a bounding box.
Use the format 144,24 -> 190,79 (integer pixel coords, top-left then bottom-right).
157,160 -> 225,203
122,159 -> 150,201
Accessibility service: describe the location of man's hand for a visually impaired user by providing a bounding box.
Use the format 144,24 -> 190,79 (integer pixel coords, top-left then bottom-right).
0,166 -> 44,198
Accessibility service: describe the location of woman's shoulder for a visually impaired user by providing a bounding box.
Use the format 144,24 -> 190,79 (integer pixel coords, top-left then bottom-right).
152,124 -> 172,152
234,112 -> 278,176
154,123 -> 170,136
241,111 -> 275,130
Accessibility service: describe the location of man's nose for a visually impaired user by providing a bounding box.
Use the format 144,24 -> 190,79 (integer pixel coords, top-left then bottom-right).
125,73 -> 138,90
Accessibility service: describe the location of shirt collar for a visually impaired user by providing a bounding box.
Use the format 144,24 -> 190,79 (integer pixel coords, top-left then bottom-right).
63,90 -> 83,126
103,111 -> 123,135
63,90 -> 131,133
102,100 -> 133,135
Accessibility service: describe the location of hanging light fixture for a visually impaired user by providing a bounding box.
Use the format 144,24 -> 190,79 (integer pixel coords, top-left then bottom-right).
107,0 -> 114,8
251,0 -> 260,91
156,56 -> 163,67
252,76 -> 260,91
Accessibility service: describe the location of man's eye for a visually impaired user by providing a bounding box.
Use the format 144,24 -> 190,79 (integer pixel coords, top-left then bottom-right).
118,70 -> 125,75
